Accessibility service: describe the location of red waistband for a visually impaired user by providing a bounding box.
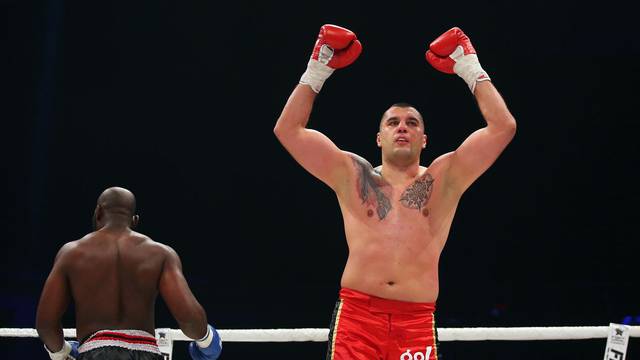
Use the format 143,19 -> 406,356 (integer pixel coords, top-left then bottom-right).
85,330 -> 157,345
340,287 -> 436,314
78,330 -> 161,355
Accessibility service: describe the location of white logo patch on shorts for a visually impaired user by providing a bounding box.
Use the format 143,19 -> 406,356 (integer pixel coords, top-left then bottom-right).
400,346 -> 433,360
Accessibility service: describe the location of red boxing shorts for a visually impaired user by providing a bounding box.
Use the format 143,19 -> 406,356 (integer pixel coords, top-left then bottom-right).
326,288 -> 440,360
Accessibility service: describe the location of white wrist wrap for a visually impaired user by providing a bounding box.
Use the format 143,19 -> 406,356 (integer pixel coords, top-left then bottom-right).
450,45 -> 491,93
196,326 -> 213,348
299,58 -> 335,93
45,341 -> 73,360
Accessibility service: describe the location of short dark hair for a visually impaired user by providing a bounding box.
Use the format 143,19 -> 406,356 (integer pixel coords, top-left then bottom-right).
379,103 -> 424,129
390,102 -> 416,109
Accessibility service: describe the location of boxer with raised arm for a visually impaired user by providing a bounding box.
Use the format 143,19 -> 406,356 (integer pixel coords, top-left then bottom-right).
274,25 -> 516,359
36,187 -> 222,360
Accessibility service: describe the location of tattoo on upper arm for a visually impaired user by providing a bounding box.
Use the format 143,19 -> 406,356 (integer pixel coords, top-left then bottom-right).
400,173 -> 434,210
352,156 -> 392,220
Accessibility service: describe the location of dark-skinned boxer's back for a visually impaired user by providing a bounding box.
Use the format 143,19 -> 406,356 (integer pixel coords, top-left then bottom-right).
68,229 -> 165,340
62,229 -> 169,359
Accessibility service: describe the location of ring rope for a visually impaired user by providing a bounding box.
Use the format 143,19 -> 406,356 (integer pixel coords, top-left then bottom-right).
1,326 -> 639,342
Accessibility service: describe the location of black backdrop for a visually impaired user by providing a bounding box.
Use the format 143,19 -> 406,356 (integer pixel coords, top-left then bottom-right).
2,0 -> 639,359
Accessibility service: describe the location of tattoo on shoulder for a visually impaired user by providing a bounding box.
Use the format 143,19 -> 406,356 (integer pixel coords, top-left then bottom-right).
400,173 -> 434,210
351,155 -> 392,220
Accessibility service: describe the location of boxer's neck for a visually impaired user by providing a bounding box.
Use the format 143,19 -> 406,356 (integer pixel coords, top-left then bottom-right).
98,214 -> 132,231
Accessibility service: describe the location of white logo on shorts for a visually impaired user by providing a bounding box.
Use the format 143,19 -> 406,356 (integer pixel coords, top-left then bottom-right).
400,346 -> 432,360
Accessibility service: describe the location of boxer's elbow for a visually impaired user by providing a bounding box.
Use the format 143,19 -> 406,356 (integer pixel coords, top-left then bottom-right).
273,119 -> 300,147
273,119 -> 291,140
505,113 -> 517,132
273,122 -> 283,139
501,116 -> 517,141
274,111 -> 309,140
488,113 -> 517,141
35,319 -> 58,341
504,115 -> 517,141
36,308 -> 56,334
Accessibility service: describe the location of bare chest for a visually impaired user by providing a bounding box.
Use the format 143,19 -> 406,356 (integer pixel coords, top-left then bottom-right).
345,169 -> 438,223
339,171 -> 452,267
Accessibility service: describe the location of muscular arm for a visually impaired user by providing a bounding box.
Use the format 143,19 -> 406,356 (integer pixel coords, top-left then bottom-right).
273,84 -> 351,190
36,244 -> 73,352
446,81 -> 517,192
158,246 -> 208,340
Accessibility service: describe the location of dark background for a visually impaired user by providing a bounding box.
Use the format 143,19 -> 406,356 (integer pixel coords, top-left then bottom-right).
2,0 -> 639,359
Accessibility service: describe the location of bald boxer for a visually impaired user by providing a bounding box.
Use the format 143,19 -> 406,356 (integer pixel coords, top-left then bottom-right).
274,25 -> 516,359
36,187 -> 221,360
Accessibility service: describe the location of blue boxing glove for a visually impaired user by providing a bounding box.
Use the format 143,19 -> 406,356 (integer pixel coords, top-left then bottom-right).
69,341 -> 80,359
188,325 -> 222,360
45,340 -> 79,360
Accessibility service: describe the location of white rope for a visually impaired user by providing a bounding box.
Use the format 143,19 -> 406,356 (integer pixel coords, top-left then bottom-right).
172,329 -> 330,342
2,326 -> 639,342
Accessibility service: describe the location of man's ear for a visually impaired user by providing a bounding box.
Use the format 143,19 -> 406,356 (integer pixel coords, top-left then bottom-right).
93,204 -> 103,230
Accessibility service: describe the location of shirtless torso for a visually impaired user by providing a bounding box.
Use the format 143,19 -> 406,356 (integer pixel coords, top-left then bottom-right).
339,155 -> 457,302
57,229 -> 168,341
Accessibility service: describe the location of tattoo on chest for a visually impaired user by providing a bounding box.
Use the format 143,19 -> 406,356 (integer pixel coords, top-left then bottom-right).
352,157 -> 392,220
400,173 -> 434,210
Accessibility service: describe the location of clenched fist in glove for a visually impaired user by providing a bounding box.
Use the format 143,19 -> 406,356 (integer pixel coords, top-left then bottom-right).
299,24 -> 362,93
45,340 -> 79,360
188,325 -> 222,360
426,27 -> 490,93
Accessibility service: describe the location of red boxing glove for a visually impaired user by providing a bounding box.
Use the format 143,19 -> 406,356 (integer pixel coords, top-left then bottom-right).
426,27 -> 490,93
300,24 -> 362,93
311,24 -> 362,69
